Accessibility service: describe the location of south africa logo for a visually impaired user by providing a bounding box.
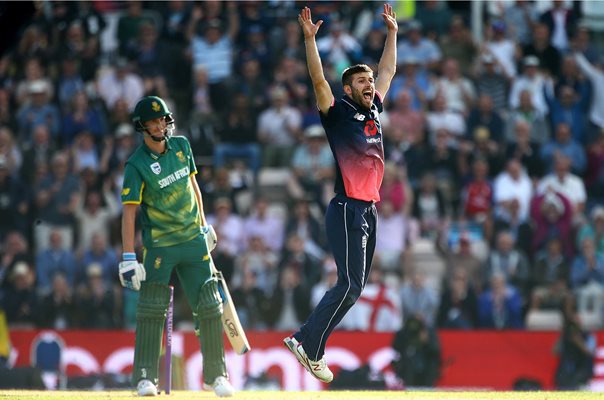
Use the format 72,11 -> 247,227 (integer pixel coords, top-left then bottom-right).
151,101 -> 161,112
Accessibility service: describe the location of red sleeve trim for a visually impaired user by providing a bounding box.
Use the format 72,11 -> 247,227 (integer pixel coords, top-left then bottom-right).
315,97 -> 336,111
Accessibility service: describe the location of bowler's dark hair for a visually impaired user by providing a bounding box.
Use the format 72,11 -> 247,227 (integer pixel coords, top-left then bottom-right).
341,64 -> 373,87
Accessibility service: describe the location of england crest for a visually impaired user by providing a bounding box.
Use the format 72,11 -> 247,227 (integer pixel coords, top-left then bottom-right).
150,162 -> 161,175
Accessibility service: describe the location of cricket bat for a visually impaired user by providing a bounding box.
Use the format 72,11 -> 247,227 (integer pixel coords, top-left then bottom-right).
209,258 -> 252,355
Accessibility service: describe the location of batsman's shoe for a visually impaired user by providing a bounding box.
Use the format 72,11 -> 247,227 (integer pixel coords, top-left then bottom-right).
283,336 -> 333,383
136,379 -> 158,397
203,376 -> 234,397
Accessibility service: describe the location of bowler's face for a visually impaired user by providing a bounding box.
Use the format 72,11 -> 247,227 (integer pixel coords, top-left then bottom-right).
347,72 -> 374,110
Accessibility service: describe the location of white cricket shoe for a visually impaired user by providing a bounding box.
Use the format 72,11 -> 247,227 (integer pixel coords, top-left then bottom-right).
203,376 -> 235,397
136,379 -> 158,396
283,336 -> 333,383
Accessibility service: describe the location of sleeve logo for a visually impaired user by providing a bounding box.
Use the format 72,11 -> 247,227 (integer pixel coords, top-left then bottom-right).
354,113 -> 366,121
121,188 -> 130,195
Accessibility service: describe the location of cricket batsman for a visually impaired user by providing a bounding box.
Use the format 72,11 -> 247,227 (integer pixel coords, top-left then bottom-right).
119,96 -> 234,397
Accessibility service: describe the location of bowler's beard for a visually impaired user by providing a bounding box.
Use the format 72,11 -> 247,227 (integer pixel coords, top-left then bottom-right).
350,87 -> 372,110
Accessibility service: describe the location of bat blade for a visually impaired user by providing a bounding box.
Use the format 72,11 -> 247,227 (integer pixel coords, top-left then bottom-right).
214,269 -> 252,355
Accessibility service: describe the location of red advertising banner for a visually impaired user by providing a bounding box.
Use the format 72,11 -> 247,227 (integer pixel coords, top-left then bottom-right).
8,330 -> 604,391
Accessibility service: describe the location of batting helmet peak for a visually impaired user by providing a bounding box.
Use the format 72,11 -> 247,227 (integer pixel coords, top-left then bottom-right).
132,96 -> 174,133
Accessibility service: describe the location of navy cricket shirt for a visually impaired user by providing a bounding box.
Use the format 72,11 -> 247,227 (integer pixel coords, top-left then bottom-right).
320,91 -> 385,202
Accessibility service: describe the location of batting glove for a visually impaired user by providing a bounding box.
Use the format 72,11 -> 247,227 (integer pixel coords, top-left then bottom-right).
202,225 -> 218,253
119,252 -> 146,291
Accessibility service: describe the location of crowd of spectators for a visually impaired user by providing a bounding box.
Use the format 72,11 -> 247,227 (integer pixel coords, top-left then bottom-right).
0,1 -> 603,339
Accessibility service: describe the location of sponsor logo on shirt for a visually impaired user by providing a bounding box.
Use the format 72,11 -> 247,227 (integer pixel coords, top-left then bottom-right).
150,162 -> 161,175
363,120 -> 381,143
158,166 -> 190,189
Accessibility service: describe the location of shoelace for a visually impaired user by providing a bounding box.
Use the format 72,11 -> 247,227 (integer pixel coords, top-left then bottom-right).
314,358 -> 327,369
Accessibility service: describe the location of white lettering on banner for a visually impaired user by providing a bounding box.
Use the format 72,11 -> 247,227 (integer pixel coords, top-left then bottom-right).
173,333 -> 184,356
21,335 -> 604,392
186,352 -> 246,390
158,167 -> 189,189
326,347 -> 361,370
9,348 -> 17,368
57,345 -> 382,391
368,348 -> 396,372
103,348 -> 134,374
185,353 -> 204,391
591,346 -> 604,391
63,347 -> 100,375
186,353 -> 203,391
592,380 -> 604,391
248,348 -> 301,391
225,351 -> 245,390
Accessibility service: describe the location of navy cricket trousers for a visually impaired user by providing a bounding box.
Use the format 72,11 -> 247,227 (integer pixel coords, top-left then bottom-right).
294,194 -> 378,361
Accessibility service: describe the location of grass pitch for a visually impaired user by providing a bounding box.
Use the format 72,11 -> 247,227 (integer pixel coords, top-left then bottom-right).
0,391 -> 600,400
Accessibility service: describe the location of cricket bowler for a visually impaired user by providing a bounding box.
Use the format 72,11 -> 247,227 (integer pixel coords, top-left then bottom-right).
284,4 -> 397,383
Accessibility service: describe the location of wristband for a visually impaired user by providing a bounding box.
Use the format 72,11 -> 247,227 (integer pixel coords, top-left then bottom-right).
123,252 -> 136,261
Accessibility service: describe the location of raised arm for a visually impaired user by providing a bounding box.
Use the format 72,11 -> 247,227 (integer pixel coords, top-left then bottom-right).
375,3 -> 398,98
298,6 -> 334,115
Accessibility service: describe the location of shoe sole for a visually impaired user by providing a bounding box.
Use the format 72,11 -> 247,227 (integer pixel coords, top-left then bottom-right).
202,381 -> 234,397
137,388 -> 158,397
283,338 -> 333,383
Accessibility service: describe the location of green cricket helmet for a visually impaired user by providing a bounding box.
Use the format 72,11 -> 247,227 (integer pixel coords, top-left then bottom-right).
132,96 -> 175,138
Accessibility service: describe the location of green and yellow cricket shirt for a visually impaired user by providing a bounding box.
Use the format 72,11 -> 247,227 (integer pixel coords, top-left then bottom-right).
121,135 -> 201,248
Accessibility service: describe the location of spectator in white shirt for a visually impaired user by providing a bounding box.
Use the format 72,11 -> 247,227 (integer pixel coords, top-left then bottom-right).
426,94 -> 466,146
434,58 -> 476,115
206,197 -> 244,258
494,159 -> 533,223
242,196 -> 285,254
538,153 -> 586,216
376,199 -> 409,274
485,20 -> 518,79
75,179 -> 119,254
257,86 -> 302,167
96,58 -> 144,112
509,55 -> 549,117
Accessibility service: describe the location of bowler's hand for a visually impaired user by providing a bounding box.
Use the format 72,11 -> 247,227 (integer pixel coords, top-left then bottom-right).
381,3 -> 398,32
119,253 -> 146,291
202,225 -> 218,253
298,6 -> 322,39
